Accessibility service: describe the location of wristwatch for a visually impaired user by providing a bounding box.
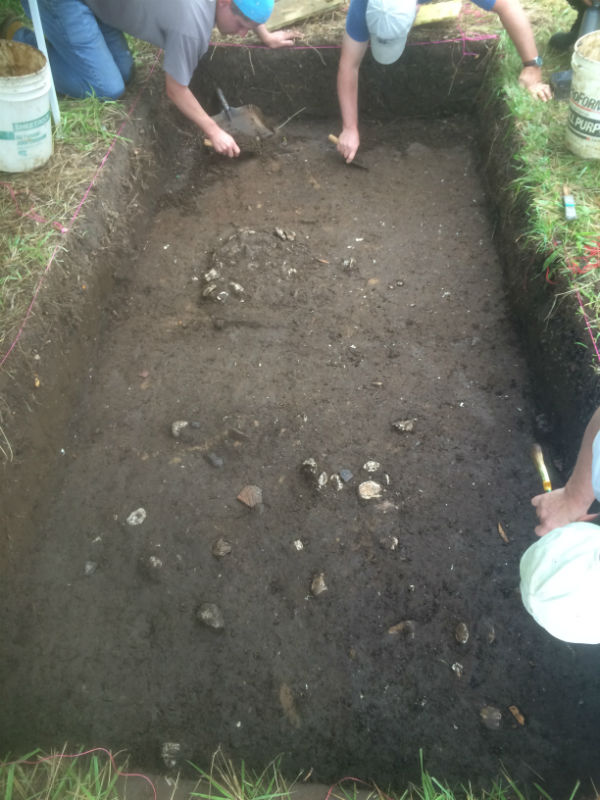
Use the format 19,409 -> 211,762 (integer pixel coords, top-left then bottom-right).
522,56 -> 543,67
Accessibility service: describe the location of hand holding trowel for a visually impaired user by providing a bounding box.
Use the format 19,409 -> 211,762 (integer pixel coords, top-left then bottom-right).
328,134 -> 369,170
203,88 -> 274,154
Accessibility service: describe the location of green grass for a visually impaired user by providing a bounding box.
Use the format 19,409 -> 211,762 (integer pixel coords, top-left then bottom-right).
0,748 -> 123,800
0,747 -> 588,800
487,11 -> 600,342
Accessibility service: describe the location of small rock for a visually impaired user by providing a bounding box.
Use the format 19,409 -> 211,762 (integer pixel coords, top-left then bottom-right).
392,418 -> 416,433
204,268 -> 220,282
358,480 -> 382,500
317,471 -> 328,489
139,549 -> 164,581
363,460 -> 381,473
339,468 -> 353,483
379,534 -> 399,550
388,620 -> 416,639
452,662 -> 464,678
293,539 -> 304,551
237,485 -> 262,507
342,257 -> 357,271
455,622 -> 469,644
126,508 -> 146,526
197,603 -> 225,629
311,572 -> 328,596
212,538 -> 232,557
202,283 -> 218,298
205,452 -> 224,468
171,420 -> 189,439
84,560 -> 97,576
480,705 -> 502,730
161,742 -> 182,769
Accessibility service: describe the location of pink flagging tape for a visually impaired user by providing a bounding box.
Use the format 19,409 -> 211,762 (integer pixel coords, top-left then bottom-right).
0,50 -> 161,370
0,747 -> 157,800
576,287 -> 600,363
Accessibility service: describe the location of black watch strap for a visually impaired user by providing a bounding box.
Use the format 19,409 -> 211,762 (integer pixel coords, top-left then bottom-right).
522,56 -> 543,67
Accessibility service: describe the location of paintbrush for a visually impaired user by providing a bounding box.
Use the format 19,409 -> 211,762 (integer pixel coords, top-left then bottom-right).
531,443 -> 552,492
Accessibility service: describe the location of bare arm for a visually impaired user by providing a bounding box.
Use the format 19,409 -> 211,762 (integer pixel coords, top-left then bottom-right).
532,408 -> 600,536
255,24 -> 302,47
336,33 -> 369,163
165,72 -> 240,157
492,0 -> 552,101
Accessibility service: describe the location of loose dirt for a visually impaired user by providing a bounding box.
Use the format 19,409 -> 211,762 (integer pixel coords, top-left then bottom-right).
1,116 -> 599,794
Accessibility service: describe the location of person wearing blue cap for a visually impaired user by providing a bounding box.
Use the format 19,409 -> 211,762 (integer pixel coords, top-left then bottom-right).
5,0 -> 299,156
335,0 -> 552,164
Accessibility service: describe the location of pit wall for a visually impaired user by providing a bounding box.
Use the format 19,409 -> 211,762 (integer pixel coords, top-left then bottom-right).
191,40 -> 600,468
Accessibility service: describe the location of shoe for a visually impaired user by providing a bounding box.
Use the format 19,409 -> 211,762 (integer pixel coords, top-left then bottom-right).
548,12 -> 583,51
0,14 -> 25,40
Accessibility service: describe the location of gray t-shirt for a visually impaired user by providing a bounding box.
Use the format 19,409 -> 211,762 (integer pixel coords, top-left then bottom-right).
84,0 -> 216,86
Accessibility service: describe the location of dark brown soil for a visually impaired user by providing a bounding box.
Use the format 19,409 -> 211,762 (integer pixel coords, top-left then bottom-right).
1,51 -> 600,797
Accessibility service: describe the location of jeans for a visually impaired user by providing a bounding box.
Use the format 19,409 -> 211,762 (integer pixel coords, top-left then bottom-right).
13,0 -> 133,99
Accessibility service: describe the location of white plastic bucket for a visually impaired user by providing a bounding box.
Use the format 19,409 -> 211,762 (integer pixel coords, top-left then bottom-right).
567,30 -> 600,159
0,40 -> 53,172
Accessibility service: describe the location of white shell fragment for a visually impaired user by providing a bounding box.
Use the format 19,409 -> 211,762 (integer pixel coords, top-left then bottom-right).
229,281 -> 245,297
197,603 -> 225,629
126,508 -> 147,526
293,539 -> 304,551
237,485 -> 263,507
392,418 -> 416,433
358,480 -> 383,500
317,472 -> 328,489
363,460 -> 381,473
455,622 -> 469,644
311,572 -> 328,596
212,538 -> 232,557
330,474 -> 343,491
171,420 -> 189,439
161,742 -> 181,769
301,458 -> 318,476
84,560 -> 97,576
204,268 -> 220,282
480,706 -> 502,730
452,662 -> 464,678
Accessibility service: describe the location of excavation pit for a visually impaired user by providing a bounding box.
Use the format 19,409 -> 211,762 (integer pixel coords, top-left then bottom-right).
1,41 -> 599,795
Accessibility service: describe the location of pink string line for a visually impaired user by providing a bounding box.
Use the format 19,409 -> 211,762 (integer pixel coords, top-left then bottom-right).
0,50 -> 161,371
0,746 -> 157,800
1,181 -> 69,233
575,287 -> 600,363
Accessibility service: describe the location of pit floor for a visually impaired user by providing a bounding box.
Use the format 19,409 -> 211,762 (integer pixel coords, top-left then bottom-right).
2,116 -> 599,793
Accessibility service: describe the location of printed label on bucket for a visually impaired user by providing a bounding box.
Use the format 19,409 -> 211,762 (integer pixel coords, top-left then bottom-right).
568,107 -> 600,139
0,109 -> 50,140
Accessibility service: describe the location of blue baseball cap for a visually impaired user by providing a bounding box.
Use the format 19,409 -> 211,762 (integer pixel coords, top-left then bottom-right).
232,0 -> 274,24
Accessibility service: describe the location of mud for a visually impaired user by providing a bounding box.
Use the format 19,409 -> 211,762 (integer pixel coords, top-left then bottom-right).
1,50 -> 600,796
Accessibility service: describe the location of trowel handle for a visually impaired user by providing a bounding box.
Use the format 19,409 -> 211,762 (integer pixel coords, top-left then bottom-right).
328,134 -> 339,144
217,87 -> 232,119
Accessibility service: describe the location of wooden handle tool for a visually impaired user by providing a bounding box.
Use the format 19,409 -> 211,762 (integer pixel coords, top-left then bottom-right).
327,134 -> 368,170
531,443 -> 552,492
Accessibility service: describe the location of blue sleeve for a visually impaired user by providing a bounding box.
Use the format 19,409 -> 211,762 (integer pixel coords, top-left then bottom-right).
419,0 -> 496,8
468,0 -> 496,10
345,0 -> 369,42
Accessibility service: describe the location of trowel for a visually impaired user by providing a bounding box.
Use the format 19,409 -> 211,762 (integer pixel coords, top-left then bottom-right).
203,87 -> 274,147
327,134 -> 369,170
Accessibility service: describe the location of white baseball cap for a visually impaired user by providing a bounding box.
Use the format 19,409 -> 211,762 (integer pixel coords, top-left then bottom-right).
520,521 -> 600,644
366,0 -> 417,65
